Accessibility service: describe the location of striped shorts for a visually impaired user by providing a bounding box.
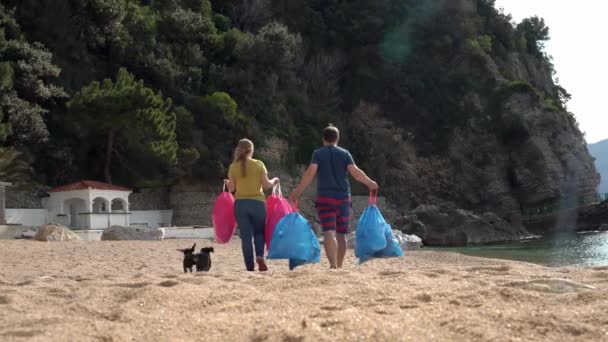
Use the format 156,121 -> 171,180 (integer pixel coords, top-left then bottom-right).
315,196 -> 352,234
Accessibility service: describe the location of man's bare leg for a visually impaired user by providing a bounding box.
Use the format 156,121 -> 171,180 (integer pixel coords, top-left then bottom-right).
324,231 -> 338,269
336,233 -> 347,268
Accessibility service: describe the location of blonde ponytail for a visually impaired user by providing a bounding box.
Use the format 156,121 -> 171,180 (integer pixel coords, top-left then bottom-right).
233,139 -> 254,177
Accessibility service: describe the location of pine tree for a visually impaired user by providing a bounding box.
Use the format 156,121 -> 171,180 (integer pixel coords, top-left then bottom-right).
67,68 -> 177,184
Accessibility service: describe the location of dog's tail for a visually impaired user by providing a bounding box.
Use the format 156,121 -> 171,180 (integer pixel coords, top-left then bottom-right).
177,243 -> 197,253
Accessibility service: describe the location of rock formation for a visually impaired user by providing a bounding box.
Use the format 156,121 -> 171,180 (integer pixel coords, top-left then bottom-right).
346,56 -> 599,236
34,224 -> 81,242
396,205 -> 532,247
345,230 -> 422,251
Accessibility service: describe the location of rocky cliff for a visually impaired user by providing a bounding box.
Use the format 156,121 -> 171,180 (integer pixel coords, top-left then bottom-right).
588,139 -> 608,193
342,50 -> 599,236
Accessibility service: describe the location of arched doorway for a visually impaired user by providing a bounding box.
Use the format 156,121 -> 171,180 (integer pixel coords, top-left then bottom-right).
92,197 -> 110,213
111,198 -> 127,213
63,198 -> 87,229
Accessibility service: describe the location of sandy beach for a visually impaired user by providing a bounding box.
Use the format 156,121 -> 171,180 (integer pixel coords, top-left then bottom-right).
0,239 -> 607,341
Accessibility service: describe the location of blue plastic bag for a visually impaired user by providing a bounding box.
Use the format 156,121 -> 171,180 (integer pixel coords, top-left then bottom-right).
355,205 -> 388,263
355,192 -> 403,263
379,222 -> 404,258
267,212 -> 321,269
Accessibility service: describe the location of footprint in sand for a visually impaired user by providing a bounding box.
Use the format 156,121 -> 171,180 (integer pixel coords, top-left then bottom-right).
115,282 -> 151,289
374,309 -> 395,315
415,293 -> 433,303
422,272 -> 440,278
320,320 -> 343,328
502,278 -> 595,293
591,272 -> 608,279
592,266 -> 608,271
467,265 -> 511,273
157,280 -> 179,287
1,330 -> 44,338
320,305 -> 343,311
399,304 -> 418,309
282,334 -> 305,342
375,297 -> 395,304
378,271 -> 405,277
0,295 -> 9,304
285,272 -> 307,279
71,276 -> 91,282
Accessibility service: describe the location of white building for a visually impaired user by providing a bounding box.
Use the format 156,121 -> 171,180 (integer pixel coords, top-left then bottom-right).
47,180 -> 132,229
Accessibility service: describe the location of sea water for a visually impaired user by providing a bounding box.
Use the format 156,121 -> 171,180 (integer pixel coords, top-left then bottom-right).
430,231 -> 608,267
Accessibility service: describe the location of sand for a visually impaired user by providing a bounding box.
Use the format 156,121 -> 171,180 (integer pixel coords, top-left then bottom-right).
0,239 -> 607,341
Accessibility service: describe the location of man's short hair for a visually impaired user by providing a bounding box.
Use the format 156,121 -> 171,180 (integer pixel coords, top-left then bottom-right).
323,124 -> 340,143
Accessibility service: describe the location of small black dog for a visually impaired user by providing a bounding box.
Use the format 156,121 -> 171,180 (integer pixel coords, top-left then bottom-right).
195,247 -> 214,272
177,244 -> 214,272
177,243 -> 197,273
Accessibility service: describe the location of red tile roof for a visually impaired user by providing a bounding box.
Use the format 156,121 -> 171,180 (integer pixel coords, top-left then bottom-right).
48,180 -> 132,193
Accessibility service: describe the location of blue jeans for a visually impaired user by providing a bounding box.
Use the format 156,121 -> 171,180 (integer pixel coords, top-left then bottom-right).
234,199 -> 267,271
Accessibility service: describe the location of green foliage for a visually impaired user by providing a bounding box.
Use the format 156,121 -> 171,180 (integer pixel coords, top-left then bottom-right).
0,4 -> 66,187
0,0 -> 583,190
199,92 -> 240,126
0,6 -> 67,145
174,106 -> 195,144
504,81 -> 541,99
516,16 -> 550,56
0,108 -> 9,142
543,98 -> 560,112
464,35 -> 493,56
555,84 -> 572,109
0,61 -> 13,91
213,13 -> 231,32
0,147 -> 32,188
67,68 -> 177,184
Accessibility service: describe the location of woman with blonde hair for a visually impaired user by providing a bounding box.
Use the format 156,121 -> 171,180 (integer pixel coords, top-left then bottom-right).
225,139 -> 279,271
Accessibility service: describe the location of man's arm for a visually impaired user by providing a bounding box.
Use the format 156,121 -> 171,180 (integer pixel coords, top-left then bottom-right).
347,164 -> 378,190
289,164 -> 318,203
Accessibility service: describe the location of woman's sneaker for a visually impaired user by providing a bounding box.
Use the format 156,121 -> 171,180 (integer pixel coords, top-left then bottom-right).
256,257 -> 268,272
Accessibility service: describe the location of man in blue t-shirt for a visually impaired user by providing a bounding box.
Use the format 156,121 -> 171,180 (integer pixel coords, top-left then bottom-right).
290,124 -> 378,269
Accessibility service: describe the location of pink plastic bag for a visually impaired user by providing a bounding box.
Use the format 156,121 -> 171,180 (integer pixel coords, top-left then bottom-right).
212,184 -> 237,244
265,186 -> 281,218
265,185 -> 293,249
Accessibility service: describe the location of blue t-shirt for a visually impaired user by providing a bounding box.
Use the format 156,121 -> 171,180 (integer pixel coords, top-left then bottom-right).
311,145 -> 354,199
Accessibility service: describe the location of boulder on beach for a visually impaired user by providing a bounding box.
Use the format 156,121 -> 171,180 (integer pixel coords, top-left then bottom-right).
345,230 -> 422,251
393,230 -> 423,250
34,224 -> 81,242
397,205 -> 532,247
101,225 -> 164,241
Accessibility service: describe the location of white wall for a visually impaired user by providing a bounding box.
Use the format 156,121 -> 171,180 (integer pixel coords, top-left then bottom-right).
160,227 -> 213,239
47,189 -> 131,215
5,209 -> 48,227
73,229 -> 103,241
64,198 -> 87,228
89,214 -> 109,229
5,208 -> 171,230
130,210 -> 173,228
109,214 -> 129,227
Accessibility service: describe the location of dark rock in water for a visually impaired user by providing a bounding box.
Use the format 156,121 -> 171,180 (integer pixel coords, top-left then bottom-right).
396,205 -> 532,246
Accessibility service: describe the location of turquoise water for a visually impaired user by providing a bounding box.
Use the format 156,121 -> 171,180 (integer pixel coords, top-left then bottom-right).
428,231 -> 608,267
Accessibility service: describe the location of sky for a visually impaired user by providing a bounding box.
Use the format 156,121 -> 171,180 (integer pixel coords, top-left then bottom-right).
494,0 -> 608,144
